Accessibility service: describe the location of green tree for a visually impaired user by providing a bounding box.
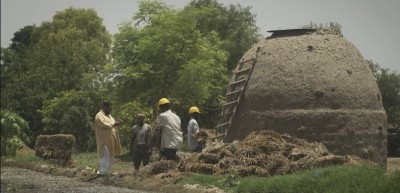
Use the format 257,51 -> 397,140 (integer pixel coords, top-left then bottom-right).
1,8 -> 112,144
187,0 -> 261,70
40,90 -> 103,152
1,110 -> 30,156
301,22 -> 342,35
113,1 -> 228,117
113,101 -> 153,148
112,0 -> 260,128
368,60 -> 400,129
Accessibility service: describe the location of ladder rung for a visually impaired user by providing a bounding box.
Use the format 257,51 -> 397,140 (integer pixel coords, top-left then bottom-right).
215,122 -> 230,128
233,67 -> 252,74
229,78 -> 247,86
226,89 -> 242,96
210,133 -> 226,140
219,111 -> 234,118
239,58 -> 255,64
222,100 -> 239,107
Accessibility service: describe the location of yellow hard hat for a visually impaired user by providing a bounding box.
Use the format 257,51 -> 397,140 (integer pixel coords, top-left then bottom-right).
158,98 -> 170,106
189,106 -> 200,114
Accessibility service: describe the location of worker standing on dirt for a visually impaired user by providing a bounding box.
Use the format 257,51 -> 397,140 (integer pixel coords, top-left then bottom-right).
187,106 -> 202,152
94,102 -> 122,175
155,98 -> 183,160
131,113 -> 152,171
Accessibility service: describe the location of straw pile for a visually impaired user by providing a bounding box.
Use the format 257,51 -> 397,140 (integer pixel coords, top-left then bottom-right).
195,130 -> 210,148
142,130 -> 370,177
177,130 -> 369,177
149,123 -> 162,149
35,134 -> 75,166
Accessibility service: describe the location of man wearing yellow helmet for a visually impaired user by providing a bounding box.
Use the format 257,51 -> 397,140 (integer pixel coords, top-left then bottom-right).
187,106 -> 202,152
156,98 -> 183,160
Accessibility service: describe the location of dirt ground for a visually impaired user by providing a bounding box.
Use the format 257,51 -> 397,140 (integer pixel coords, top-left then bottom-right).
2,132 -> 398,193
2,158 -> 399,193
0,166 -> 152,193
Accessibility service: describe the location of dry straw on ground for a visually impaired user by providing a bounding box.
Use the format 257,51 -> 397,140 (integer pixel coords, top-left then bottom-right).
143,130 -> 371,177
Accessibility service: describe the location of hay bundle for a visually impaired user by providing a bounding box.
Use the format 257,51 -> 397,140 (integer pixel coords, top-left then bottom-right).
154,171 -> 190,183
267,155 -> 291,175
217,157 -> 238,169
35,134 -> 75,165
150,160 -> 177,175
149,126 -> 162,149
234,166 -> 269,177
195,130 -> 209,147
287,148 -> 317,161
314,155 -> 346,167
198,153 -> 220,164
183,163 -> 215,174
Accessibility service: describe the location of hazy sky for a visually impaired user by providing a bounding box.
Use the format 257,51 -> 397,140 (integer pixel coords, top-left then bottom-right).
1,0 -> 399,71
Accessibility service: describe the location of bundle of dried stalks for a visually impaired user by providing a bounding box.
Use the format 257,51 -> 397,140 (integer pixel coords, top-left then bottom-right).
142,130 -> 371,177
149,127 -> 162,149
150,160 -> 177,175
195,130 -> 209,147
35,134 -> 75,166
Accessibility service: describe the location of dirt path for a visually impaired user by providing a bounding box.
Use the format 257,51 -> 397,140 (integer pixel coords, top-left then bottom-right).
1,166 -> 154,193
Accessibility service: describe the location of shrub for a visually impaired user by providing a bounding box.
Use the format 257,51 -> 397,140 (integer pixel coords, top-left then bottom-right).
40,90 -> 103,152
1,110 -> 30,156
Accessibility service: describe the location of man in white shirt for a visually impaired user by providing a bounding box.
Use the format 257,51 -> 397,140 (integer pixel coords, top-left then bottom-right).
156,98 -> 183,160
187,106 -> 202,152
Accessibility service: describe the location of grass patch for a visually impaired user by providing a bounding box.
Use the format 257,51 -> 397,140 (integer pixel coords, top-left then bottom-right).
179,165 -> 400,193
1,152 -> 46,165
180,174 -> 224,187
72,149 -> 134,172
72,152 -> 98,169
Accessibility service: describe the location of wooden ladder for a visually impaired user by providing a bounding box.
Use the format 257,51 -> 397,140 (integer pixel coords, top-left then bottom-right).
213,48 -> 260,140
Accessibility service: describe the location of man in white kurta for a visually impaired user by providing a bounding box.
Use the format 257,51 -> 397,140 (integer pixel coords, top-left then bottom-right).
94,102 -> 122,175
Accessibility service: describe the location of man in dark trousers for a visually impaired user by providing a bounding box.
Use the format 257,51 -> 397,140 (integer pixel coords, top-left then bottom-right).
131,113 -> 152,171
156,98 -> 183,160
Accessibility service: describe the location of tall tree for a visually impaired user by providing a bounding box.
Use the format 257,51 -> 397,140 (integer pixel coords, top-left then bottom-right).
1,8 -> 111,142
112,0 -> 260,129
368,60 -> 400,129
188,0 -> 261,70
113,1 -> 228,109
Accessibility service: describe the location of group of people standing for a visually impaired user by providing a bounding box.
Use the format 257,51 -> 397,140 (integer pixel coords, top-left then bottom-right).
94,98 -> 202,175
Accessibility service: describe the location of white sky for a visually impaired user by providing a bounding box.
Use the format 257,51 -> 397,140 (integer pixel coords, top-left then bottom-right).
1,0 -> 399,72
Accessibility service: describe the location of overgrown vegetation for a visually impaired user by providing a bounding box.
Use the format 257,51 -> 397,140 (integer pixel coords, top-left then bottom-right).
180,165 -> 400,193
40,90 -> 103,152
368,60 -> 400,130
0,110 -> 30,156
368,60 -> 400,156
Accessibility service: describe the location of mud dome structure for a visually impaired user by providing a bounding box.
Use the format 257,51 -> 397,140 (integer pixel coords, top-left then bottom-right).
218,29 -> 387,165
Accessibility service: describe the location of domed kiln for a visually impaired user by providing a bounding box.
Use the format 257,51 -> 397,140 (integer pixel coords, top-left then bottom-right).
220,29 -> 387,165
